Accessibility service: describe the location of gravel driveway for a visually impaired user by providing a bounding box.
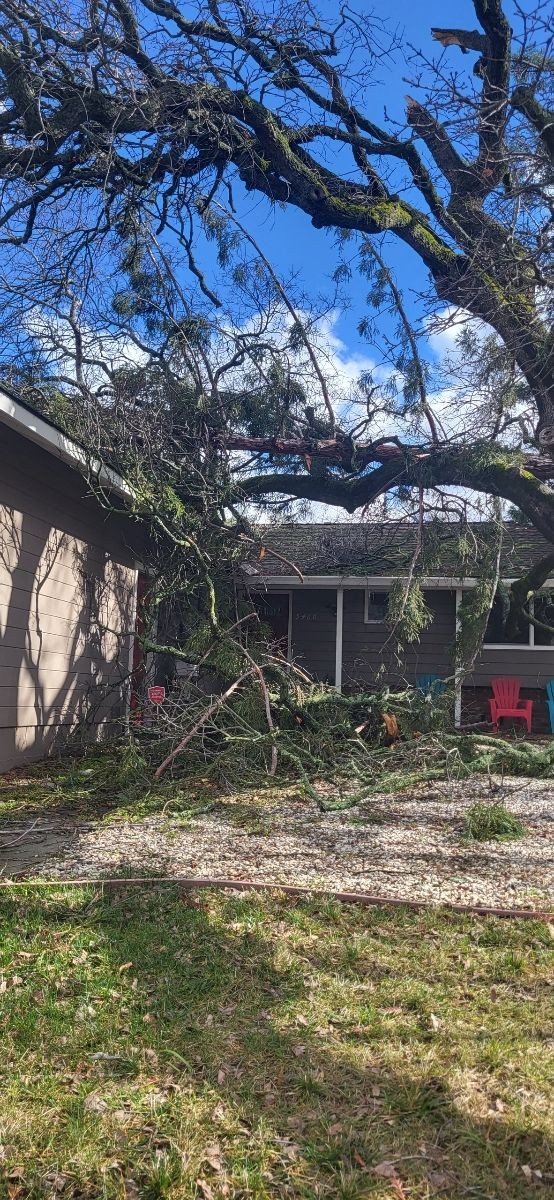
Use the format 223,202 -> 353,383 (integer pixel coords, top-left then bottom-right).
2,775 -> 552,910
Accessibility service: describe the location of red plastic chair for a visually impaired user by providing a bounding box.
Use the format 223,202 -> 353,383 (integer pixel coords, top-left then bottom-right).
489,677 -> 533,734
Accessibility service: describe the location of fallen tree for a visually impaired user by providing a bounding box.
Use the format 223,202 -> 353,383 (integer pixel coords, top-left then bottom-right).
0,1 -> 552,589
128,672 -> 554,801
0,0 -> 553,731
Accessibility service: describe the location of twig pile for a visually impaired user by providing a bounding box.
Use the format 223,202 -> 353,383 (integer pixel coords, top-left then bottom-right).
133,677 -> 554,805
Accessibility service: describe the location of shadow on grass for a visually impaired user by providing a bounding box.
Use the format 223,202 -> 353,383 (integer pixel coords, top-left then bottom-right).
0,884 -> 552,1198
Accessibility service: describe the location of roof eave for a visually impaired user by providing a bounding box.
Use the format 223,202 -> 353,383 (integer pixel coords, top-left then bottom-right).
0,388 -> 131,501
246,574 -> 554,589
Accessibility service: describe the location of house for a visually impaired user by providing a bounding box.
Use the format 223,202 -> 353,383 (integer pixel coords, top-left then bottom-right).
2,381 -> 551,769
247,522 -> 554,730
0,386 -> 142,772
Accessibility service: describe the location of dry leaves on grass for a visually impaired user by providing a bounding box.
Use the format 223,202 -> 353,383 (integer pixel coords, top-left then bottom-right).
373,1161 -> 407,1198
83,1092 -> 107,1114
521,1164 -> 544,1183
43,1172 -> 67,1193
203,1144 -> 223,1173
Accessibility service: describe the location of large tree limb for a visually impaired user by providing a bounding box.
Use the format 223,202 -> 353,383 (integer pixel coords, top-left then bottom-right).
238,458 -> 407,512
431,28 -> 487,54
235,445 -> 554,545
406,97 -> 467,186
433,4 -> 511,192
512,86 -> 554,165
226,433 -> 554,480
505,550 -> 554,638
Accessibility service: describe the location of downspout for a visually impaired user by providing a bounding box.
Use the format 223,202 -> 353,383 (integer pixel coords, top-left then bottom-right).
124,565 -> 141,733
455,587 -> 463,727
335,586 -> 344,693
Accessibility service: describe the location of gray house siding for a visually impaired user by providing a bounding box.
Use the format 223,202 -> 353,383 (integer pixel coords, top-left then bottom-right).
466,646 -> 554,689
341,589 -> 456,689
278,584 -> 554,730
0,424 -> 138,772
286,587 -> 457,688
291,588 -> 336,682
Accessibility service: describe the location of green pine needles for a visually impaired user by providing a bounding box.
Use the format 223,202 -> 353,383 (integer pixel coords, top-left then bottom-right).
464,801 -> 527,841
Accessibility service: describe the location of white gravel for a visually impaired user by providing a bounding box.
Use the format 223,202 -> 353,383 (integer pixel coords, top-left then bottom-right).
7,775 -> 553,910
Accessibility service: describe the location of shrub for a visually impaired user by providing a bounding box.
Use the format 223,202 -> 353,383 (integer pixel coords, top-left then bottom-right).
464,801 -> 527,842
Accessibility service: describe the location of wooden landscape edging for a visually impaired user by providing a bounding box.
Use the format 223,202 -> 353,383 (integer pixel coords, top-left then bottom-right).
0,875 -> 552,920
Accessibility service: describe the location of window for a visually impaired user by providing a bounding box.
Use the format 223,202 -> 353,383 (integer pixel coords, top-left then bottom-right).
483,589 -> 554,648
533,592 -> 554,646
484,592 -> 527,645
364,589 -> 389,624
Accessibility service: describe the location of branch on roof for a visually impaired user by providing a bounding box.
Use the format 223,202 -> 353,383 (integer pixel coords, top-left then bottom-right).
234,445 -> 554,547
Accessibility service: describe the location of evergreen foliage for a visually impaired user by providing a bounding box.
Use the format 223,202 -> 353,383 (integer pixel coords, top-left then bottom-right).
464,801 -> 527,842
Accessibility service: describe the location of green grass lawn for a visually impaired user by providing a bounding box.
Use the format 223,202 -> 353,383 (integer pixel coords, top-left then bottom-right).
0,886 -> 552,1199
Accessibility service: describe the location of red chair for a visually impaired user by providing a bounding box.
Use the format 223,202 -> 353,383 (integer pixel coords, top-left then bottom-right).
489,677 -> 533,734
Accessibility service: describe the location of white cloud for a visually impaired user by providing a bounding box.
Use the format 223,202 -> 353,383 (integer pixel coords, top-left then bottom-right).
312,311 -> 379,389
221,306 -> 382,411
425,306 -> 476,359
25,307 -> 147,387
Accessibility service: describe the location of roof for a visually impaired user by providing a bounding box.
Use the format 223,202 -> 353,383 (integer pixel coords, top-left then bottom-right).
0,383 -> 129,500
251,522 -> 553,580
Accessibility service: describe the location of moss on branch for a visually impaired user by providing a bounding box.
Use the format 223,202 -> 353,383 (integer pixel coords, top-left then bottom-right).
238,443 -> 554,543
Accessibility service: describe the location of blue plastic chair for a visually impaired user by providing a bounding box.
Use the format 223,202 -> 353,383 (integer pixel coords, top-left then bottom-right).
416,674 -> 446,698
546,680 -> 554,734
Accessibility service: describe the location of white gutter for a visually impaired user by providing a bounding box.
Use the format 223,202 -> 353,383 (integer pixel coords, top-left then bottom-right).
0,388 -> 131,501
251,574 -> 480,589
250,574 -> 554,590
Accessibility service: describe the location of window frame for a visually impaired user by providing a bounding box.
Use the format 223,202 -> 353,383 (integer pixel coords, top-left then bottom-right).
363,588 -> 389,625
483,593 -> 554,650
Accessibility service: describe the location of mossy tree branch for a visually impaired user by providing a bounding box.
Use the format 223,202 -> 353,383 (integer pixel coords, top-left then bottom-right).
237,444 -> 554,545
505,551 -> 554,638
0,1 -> 552,439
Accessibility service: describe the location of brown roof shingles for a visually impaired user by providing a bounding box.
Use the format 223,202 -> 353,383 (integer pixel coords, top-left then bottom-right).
250,522 -> 553,579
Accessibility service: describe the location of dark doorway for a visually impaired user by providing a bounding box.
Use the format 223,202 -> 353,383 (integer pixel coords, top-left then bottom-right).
255,592 -> 290,658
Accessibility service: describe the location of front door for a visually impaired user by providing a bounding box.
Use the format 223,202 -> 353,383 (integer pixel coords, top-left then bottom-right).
256,592 -> 290,659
